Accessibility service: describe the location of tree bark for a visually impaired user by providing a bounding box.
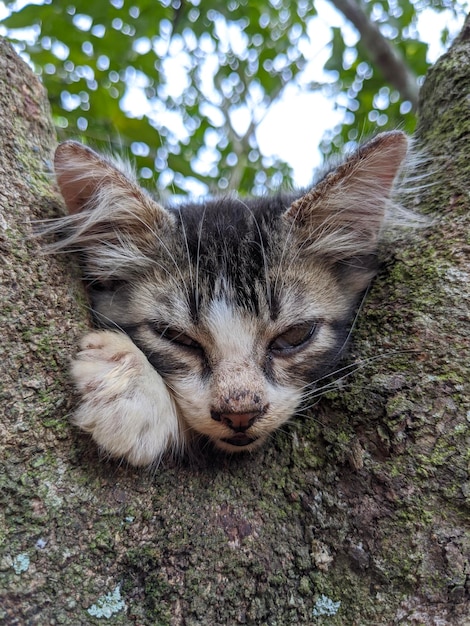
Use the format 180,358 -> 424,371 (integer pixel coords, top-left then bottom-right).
1,19 -> 469,626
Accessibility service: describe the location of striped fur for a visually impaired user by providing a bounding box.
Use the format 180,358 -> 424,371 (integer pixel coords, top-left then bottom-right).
46,132 -> 417,466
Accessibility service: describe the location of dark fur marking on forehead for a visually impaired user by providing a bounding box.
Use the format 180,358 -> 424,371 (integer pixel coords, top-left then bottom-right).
168,194 -> 297,314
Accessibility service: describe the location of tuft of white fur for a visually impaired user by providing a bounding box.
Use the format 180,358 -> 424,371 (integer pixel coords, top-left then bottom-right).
378,134 -> 434,233
71,331 -> 184,466
38,141 -> 175,281
285,131 -> 430,259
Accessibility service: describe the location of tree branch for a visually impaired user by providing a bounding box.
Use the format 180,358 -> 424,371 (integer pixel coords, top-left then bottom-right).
329,0 -> 419,108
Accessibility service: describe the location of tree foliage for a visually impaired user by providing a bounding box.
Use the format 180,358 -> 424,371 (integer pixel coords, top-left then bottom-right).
1,0 -> 467,194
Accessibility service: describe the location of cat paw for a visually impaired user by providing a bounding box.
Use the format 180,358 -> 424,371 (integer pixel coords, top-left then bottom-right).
70,331 -> 182,466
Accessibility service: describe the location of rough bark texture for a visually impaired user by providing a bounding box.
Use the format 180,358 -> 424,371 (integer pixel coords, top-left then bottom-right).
1,20 -> 469,626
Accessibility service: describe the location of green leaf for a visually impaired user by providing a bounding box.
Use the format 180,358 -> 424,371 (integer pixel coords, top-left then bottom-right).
324,27 -> 345,72
2,0 -> 463,194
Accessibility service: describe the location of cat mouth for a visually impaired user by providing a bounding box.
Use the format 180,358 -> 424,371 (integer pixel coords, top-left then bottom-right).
220,434 -> 258,447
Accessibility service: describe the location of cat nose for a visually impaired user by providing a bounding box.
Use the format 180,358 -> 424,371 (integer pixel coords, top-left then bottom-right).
211,410 -> 261,433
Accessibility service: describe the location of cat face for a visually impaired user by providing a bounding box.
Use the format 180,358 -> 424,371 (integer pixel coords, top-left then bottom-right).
89,204 -> 364,452
52,132 -> 408,454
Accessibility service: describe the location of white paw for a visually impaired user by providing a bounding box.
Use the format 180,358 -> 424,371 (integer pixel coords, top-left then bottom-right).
70,331 -> 182,466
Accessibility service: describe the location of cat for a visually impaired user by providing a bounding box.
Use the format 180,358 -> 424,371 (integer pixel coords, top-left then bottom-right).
48,130 -> 411,466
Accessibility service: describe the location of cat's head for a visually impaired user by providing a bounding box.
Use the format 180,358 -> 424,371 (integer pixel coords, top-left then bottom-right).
52,132 -> 409,452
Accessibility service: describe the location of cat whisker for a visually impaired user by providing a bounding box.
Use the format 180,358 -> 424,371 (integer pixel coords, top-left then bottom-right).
299,349 -> 418,406
176,205 -> 195,310
273,234 -> 316,304
194,204 -> 207,318
299,348 -> 417,396
144,225 -> 191,303
332,285 -> 372,362
294,411 -> 327,428
272,221 -> 307,302
234,198 -> 272,310
272,197 -> 301,299
102,204 -> 190,300
80,305 -> 128,334
157,378 -> 189,404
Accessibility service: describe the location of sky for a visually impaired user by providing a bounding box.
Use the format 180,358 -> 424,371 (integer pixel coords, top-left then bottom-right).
0,0 -> 468,187
120,0 -> 469,187
254,0 -> 468,185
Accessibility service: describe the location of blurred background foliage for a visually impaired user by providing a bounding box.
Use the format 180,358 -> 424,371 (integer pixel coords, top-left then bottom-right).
0,0 -> 468,196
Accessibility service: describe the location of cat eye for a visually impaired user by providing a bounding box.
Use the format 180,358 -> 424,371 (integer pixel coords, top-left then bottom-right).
269,321 -> 319,355
152,325 -> 203,351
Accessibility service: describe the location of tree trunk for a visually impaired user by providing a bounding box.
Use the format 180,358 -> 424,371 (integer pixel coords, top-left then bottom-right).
1,20 -> 468,625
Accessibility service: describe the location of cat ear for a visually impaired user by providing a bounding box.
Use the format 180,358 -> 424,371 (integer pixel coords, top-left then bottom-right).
55,140 -> 172,225
283,131 -> 409,258
53,141 -> 175,279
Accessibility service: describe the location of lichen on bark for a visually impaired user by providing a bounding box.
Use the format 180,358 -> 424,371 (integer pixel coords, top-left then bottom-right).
1,19 -> 469,625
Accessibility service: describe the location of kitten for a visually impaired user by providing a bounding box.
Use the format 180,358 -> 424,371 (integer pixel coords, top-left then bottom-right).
50,131 -> 410,466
